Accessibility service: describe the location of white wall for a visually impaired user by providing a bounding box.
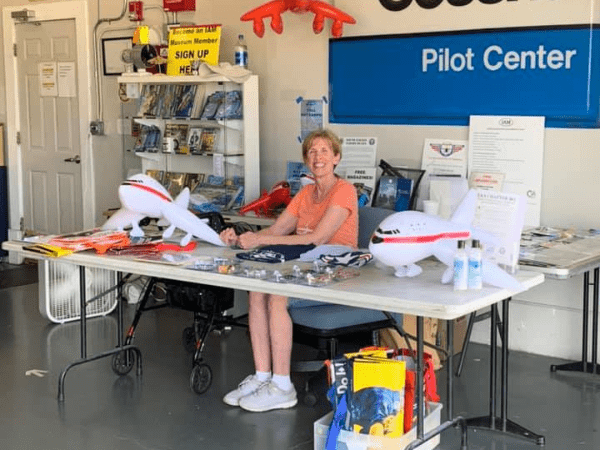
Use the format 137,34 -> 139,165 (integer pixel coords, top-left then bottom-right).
0,0 -> 598,361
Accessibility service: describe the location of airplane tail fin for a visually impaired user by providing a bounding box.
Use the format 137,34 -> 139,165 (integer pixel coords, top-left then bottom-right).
450,189 -> 477,226
451,188 -> 502,248
174,188 -> 191,209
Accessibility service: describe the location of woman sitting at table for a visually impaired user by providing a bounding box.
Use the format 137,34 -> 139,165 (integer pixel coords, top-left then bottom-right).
219,128 -> 358,412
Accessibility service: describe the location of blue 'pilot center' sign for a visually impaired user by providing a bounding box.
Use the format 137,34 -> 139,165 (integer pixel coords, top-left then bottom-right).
329,1 -> 600,128
329,26 -> 600,128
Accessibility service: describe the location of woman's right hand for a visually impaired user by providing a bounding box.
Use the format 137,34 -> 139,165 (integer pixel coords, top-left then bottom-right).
219,227 -> 238,247
237,231 -> 262,250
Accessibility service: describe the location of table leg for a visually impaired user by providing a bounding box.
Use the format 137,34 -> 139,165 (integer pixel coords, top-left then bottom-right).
79,266 -> 87,359
405,316 -> 467,450
417,317 -> 424,438
57,267 -> 142,402
447,318 -> 454,420
592,268 -> 599,372
117,271 -> 124,348
465,298 -> 545,445
551,269 -> 600,375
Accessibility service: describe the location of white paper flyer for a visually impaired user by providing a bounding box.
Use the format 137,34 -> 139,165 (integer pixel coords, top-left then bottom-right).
419,139 -> 468,211
468,115 -> 544,227
472,189 -> 527,269
336,137 -> 377,175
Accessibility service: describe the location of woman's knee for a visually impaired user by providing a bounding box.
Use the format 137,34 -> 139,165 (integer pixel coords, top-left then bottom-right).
248,291 -> 268,313
267,295 -> 290,319
248,291 -> 266,302
268,294 -> 288,309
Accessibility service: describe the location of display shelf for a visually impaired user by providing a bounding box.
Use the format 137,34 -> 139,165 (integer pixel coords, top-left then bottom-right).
132,117 -> 243,130
118,74 -> 260,206
120,74 -> 232,84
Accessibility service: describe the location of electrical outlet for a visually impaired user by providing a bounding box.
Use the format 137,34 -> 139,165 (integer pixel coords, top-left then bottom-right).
90,121 -> 104,136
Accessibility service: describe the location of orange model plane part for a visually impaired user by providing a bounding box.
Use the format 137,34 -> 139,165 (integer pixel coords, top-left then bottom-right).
240,0 -> 356,38
239,181 -> 292,218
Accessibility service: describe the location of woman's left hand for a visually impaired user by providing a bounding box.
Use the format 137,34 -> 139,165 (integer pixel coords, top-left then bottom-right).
219,227 -> 239,247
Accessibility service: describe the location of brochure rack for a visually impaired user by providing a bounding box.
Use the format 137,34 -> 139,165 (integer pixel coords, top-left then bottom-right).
118,74 -> 260,208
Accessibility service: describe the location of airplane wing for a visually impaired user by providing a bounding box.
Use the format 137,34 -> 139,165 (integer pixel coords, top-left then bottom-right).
470,225 -> 502,249
433,244 -> 523,290
481,260 -> 524,291
432,242 -> 455,268
101,208 -> 146,236
161,203 -> 225,246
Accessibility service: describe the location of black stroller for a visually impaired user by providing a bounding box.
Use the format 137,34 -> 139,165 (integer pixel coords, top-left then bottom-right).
110,213 -> 248,394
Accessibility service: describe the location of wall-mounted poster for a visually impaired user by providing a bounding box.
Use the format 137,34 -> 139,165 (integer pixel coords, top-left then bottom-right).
468,115 -> 545,227
299,99 -> 323,141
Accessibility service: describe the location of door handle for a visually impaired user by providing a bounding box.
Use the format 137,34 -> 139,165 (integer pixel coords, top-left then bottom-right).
64,155 -> 81,164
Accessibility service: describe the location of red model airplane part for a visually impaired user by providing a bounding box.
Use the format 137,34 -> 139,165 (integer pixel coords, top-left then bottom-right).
240,0 -> 356,38
239,181 -> 292,217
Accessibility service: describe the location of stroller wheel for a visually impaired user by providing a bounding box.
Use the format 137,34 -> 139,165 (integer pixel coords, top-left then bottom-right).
182,327 -> 196,353
190,363 -> 212,395
112,349 -> 136,376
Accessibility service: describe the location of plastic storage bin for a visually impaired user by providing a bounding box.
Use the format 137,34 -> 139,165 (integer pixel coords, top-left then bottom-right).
314,402 -> 442,450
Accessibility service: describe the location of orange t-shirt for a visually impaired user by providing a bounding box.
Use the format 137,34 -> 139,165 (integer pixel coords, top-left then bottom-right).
286,178 -> 357,248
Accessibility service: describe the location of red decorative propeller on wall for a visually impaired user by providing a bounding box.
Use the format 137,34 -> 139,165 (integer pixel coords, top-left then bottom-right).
241,0 -> 356,38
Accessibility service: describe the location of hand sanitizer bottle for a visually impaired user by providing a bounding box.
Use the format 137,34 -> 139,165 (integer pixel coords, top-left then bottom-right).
468,239 -> 483,290
453,240 -> 468,291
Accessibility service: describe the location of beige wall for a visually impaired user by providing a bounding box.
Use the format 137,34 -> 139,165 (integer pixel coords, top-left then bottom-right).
1,0 -> 599,360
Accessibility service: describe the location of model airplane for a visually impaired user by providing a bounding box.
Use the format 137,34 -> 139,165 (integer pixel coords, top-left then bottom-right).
368,190 -> 523,290
239,181 -> 292,217
241,0 -> 356,38
102,174 -> 225,247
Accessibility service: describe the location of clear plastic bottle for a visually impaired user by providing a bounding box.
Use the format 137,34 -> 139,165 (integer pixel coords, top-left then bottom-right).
453,240 -> 468,291
468,239 -> 483,290
234,34 -> 248,69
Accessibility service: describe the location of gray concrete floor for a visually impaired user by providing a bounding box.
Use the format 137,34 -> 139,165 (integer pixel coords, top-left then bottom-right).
1,264 -> 599,450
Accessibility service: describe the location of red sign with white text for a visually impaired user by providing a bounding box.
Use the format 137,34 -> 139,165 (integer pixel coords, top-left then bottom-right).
163,0 -> 195,12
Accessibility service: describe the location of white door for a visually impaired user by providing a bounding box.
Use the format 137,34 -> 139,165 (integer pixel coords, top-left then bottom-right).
16,19 -> 82,234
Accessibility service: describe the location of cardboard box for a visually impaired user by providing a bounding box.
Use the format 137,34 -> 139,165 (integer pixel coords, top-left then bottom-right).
438,314 -> 469,361
314,402 -> 442,450
379,315 -> 441,370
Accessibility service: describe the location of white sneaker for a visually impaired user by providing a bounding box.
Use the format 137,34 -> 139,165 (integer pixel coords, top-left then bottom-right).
239,381 -> 298,412
223,375 -> 268,406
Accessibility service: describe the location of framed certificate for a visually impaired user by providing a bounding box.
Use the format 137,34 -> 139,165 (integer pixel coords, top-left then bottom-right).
102,37 -> 133,76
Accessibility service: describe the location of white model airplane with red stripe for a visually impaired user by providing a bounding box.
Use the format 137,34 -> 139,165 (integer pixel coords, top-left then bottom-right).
369,190 -> 522,289
102,174 -> 224,247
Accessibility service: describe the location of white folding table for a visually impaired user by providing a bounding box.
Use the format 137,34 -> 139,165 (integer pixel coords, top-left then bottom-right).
2,240 -> 545,449
519,233 -> 600,376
